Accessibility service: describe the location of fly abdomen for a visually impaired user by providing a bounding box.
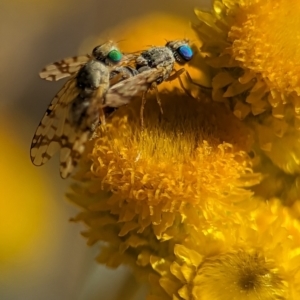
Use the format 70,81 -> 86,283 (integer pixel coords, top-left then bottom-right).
110,66 -> 139,81
70,95 -> 92,126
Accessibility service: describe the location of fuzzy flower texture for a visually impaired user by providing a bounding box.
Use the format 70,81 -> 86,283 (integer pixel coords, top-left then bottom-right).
68,1 -> 300,299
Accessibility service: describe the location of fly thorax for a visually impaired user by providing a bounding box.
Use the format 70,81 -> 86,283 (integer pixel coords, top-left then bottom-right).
136,47 -> 175,70
76,60 -> 109,90
154,47 -> 175,68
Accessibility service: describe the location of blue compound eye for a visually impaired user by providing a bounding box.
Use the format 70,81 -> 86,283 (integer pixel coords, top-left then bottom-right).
178,45 -> 193,61
108,49 -> 122,63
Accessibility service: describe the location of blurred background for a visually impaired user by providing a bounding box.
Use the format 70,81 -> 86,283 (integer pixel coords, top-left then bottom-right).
0,0 -> 210,299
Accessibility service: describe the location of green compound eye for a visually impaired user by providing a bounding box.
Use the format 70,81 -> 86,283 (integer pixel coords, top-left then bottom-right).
108,49 -> 122,63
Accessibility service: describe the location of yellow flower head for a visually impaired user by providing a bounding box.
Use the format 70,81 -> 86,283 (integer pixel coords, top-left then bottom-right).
68,91 -> 260,286
66,6 -> 300,300
228,1 -> 300,96
153,200 -> 300,300
194,0 -> 300,203
195,0 -> 300,110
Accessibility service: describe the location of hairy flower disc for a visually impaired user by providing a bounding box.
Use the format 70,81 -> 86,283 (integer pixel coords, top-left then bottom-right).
193,250 -> 287,300
86,94 -> 258,231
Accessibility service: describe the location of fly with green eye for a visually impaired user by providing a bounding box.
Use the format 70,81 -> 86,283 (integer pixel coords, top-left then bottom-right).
103,39 -> 196,127
30,41 -> 128,178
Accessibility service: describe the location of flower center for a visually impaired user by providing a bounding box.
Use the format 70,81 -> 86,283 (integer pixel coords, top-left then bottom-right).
89,92 -> 257,212
193,250 -> 287,300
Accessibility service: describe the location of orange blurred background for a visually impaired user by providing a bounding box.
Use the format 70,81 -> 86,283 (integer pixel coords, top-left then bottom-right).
0,1 -> 211,299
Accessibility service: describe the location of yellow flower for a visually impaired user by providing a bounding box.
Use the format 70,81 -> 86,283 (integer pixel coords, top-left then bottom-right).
152,200 -> 300,300
69,91 -> 261,297
194,0 -> 300,204
194,0 -> 300,111
67,6 -> 300,300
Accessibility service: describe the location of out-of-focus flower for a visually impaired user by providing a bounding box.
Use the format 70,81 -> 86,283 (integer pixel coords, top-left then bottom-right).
0,110 -> 71,295
151,200 -> 300,300
0,112 -> 55,269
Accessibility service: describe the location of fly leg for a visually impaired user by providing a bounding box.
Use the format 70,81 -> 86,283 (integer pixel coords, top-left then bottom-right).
98,106 -> 106,125
94,86 -> 107,126
183,69 -> 212,91
151,82 -> 163,115
168,68 -> 212,98
140,78 -> 164,130
140,90 -> 147,130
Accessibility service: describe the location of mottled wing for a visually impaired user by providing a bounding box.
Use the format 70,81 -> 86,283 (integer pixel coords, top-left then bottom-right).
104,68 -> 165,107
30,75 -> 90,178
39,55 -> 90,81
120,52 -> 141,66
112,51 -> 143,73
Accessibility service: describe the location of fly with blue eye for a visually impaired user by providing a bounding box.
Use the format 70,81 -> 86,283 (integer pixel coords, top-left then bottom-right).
103,39 -> 196,127
30,41 -> 135,178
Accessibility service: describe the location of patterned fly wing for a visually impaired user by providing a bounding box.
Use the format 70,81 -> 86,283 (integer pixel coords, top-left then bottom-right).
32,40 -> 152,177
39,49 -> 141,82
31,74 -> 80,176
104,68 -> 166,108
31,41 -> 137,178
31,60 -> 110,179
39,55 -> 91,81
